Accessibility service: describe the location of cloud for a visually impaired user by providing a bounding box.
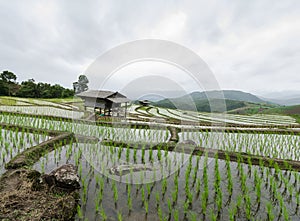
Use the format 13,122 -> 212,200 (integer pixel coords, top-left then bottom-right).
0,0 -> 299,95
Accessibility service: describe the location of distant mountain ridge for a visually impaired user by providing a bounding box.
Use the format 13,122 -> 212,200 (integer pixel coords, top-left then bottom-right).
152,90 -> 269,113
187,90 -> 266,104
260,97 -> 300,106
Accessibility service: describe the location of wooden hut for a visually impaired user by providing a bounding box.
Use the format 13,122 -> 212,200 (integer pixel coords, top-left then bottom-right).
77,90 -> 130,117
139,100 -> 151,107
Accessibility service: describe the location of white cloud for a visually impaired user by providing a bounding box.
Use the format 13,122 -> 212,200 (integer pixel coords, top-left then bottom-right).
0,0 -> 299,95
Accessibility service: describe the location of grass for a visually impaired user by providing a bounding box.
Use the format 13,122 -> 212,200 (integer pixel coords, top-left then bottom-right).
261,105 -> 300,123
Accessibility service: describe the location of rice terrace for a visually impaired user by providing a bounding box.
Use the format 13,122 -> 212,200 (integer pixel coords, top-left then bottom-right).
1,1 -> 300,220
0,84 -> 300,220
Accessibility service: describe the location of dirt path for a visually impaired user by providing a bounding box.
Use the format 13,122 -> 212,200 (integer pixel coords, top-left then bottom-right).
0,169 -> 79,221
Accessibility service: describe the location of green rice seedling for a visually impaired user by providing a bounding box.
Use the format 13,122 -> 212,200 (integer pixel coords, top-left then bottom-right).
167,198 -> 172,215
127,183 -> 131,198
144,200 -> 149,215
94,198 -> 100,213
236,194 -> 243,215
117,211 -> 122,221
283,205 -> 289,221
172,189 -> 178,205
1,151 -> 5,162
266,202 -> 275,220
225,155 -> 233,199
141,186 -> 145,203
164,148 -> 168,158
201,190 -> 208,216
100,207 -> 107,220
96,186 -> 103,204
78,161 -> 83,178
155,191 -> 160,208
112,181 -> 118,204
77,205 -> 83,219
228,203 -> 237,221
187,190 -> 193,207
244,194 -> 251,220
133,147 -> 137,163
195,178 -> 201,197
82,177 -> 88,204
146,183 -> 151,199
286,184 -> 293,202
126,145 -> 130,162
162,178 -> 167,196
157,205 -> 163,220
183,201 -> 189,218
128,197 -> 132,212
209,209 -> 217,221
247,157 -> 252,177
141,146 -> 145,163
216,190 -> 223,216
156,143 -> 162,161
173,209 -> 179,221
191,166 -> 198,188
201,152 -> 209,215
185,169 -> 191,195
148,147 -> 153,162
189,212 -> 197,221
254,169 -> 262,203
117,147 -> 122,160
240,169 -> 247,194
214,154 -> 220,192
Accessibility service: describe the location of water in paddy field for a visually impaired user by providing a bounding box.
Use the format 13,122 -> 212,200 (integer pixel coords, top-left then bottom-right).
179,131 -> 300,161
0,129 -> 50,175
33,138 -> 300,221
0,106 -> 84,119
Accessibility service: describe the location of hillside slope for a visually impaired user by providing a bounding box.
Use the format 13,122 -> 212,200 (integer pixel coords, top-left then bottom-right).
261,105 -> 300,123
154,98 -> 248,112
153,90 -> 270,112
263,97 -> 300,106
188,90 -> 267,103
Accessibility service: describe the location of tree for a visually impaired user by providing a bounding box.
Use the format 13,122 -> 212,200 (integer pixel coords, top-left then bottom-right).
0,70 -> 17,96
0,81 -> 8,96
0,71 -> 17,83
16,79 -> 37,98
73,75 -> 89,94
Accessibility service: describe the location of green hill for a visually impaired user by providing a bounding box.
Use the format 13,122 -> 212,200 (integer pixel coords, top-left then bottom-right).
154,98 -> 247,112
152,90 -> 270,113
261,105 -> 300,123
188,90 -> 267,103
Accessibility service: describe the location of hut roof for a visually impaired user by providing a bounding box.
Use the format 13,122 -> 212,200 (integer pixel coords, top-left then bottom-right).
77,90 -> 116,99
107,97 -> 130,103
77,90 -> 130,103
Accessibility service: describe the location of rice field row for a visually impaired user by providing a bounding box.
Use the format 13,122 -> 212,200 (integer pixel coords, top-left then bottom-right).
0,101 -> 299,220
0,112 -> 169,144
0,106 -> 84,119
32,139 -> 300,220
0,96 -> 78,110
180,132 -> 300,161
0,128 -> 50,175
129,105 -> 298,126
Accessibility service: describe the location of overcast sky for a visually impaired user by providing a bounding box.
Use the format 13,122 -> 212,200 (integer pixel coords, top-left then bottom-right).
0,0 -> 299,97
